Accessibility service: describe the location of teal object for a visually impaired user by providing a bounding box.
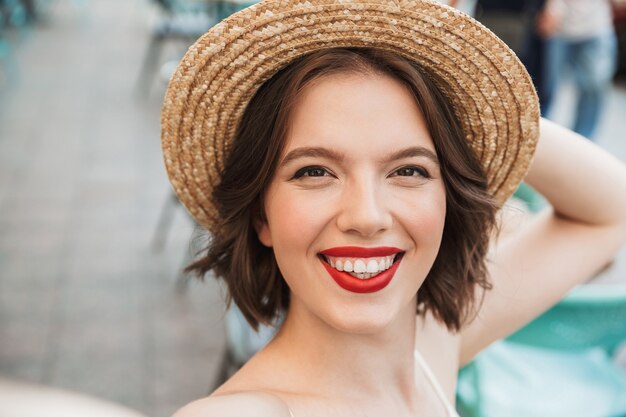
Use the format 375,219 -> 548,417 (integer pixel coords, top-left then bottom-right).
512,182 -> 546,213
457,342 -> 626,417
457,284 -> 626,416
507,284 -> 626,355
218,1 -> 259,20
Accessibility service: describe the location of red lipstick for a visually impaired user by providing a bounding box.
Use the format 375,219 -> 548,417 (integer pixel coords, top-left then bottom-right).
319,246 -> 402,257
318,246 -> 403,294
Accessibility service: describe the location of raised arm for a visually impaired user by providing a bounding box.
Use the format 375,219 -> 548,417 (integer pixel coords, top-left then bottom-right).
460,118 -> 626,365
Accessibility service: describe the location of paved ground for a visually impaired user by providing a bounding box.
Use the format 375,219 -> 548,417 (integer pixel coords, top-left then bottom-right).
0,2 -> 225,415
0,1 -> 625,416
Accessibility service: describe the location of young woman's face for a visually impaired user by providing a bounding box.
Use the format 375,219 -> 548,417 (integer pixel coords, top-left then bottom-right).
258,72 -> 446,333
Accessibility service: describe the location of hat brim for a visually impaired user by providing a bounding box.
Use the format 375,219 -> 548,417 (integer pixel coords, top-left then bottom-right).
161,0 -> 539,230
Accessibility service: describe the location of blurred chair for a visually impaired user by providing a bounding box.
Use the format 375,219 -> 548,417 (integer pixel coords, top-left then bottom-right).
150,183 -> 201,292
211,303 -> 282,391
151,0 -> 260,290
135,0 -> 219,98
457,283 -> 626,417
0,0 -> 29,90
0,9 -> 10,89
135,0 -> 262,98
152,188 -> 182,253
1,0 -> 28,30
151,58 -> 201,291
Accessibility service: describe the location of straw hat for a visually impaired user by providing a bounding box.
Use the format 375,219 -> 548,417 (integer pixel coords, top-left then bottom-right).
161,0 -> 540,231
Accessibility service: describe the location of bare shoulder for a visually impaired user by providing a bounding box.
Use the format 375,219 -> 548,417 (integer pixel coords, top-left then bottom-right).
172,391 -> 293,417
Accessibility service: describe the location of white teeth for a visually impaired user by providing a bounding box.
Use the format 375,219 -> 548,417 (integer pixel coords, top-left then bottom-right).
353,259 -> 366,273
366,259 -> 379,273
324,254 -> 399,279
335,259 -> 343,271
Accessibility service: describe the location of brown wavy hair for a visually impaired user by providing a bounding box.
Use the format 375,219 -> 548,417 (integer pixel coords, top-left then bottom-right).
186,48 -> 497,332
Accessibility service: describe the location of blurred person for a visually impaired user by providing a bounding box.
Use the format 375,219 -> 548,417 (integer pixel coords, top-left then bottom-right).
469,1 -> 533,57
537,0 -> 618,139
159,1 -> 626,416
518,0 -> 549,105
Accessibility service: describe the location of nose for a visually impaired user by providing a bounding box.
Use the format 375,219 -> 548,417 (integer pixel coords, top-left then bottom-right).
335,177 -> 393,237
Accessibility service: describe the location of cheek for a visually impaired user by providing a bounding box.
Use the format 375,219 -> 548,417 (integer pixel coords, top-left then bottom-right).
263,191 -> 335,292
264,189 -> 332,255
398,187 -> 446,248
422,196 -> 446,236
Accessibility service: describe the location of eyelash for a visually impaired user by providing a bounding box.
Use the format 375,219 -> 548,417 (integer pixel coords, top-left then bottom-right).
391,165 -> 431,179
291,165 -> 431,180
292,166 -> 333,179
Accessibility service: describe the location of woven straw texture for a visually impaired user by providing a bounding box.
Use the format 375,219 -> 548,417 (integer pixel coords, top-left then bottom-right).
161,0 -> 540,231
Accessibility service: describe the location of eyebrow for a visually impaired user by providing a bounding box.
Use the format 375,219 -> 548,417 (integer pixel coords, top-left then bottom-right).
279,145 -> 439,167
383,146 -> 440,166
280,147 -> 343,168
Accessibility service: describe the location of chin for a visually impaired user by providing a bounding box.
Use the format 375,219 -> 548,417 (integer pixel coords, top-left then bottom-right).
322,302 -> 404,335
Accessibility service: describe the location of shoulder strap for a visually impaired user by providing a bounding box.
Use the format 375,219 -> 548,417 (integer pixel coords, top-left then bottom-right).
256,390 -> 297,417
413,349 -> 459,417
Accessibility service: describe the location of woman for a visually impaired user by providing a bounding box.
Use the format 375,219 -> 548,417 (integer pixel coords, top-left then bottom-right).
160,1 -> 626,416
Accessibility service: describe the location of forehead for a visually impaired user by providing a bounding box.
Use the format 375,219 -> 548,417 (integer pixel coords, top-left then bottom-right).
285,72 -> 435,154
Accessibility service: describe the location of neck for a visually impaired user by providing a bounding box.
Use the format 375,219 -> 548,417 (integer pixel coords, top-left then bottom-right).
263,296 -> 421,405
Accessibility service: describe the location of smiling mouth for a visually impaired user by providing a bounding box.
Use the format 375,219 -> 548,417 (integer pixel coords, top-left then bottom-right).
318,252 -> 404,280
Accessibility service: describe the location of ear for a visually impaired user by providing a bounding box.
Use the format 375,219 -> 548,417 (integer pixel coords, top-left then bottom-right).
255,220 -> 273,247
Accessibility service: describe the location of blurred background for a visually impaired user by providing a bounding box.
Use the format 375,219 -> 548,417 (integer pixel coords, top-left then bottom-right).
0,1 -> 227,416
0,1 -> 625,416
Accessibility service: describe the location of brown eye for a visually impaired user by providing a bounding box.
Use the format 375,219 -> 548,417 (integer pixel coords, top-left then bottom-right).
293,166 -> 331,179
393,166 -> 430,178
